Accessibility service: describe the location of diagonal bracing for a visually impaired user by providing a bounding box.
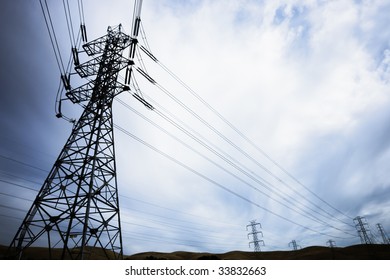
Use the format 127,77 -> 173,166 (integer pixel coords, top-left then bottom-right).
8,25 -> 133,259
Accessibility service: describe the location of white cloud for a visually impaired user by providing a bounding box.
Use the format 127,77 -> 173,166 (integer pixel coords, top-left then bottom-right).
66,0 -> 390,253
378,49 -> 390,82
1,0 -> 390,254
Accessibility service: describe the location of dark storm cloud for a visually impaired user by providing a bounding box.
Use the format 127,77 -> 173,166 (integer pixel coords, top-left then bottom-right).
0,0 -> 64,149
0,0 -> 71,245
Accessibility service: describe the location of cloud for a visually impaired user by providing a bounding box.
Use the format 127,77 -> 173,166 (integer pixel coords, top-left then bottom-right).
1,0 -> 389,254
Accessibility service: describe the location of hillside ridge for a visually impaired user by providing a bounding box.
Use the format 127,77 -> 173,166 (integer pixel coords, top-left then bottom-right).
1,244 -> 389,260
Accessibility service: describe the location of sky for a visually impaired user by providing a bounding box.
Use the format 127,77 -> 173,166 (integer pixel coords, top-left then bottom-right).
0,0 -> 389,255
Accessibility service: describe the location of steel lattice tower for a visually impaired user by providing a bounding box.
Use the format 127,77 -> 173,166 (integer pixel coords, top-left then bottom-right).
289,240 -> 300,251
354,216 -> 373,245
376,223 -> 390,244
246,220 -> 265,252
7,25 -> 135,259
326,239 -> 336,248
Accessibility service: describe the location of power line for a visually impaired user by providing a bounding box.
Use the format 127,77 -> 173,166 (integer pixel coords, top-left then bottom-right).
77,0 -> 87,42
0,164 -> 244,233
0,183 -> 246,253
39,0 -> 83,122
124,87 -> 355,231
77,0 -> 86,25
0,203 -> 29,213
120,194 -> 243,229
113,123 -> 354,240
135,47 -> 354,228
135,36 -> 354,224
139,21 -> 151,52
154,57 -> 354,221
121,212 -> 245,243
1,209 -> 244,252
39,0 -> 66,75
0,179 -> 39,193
0,171 -> 245,241
115,96 -> 355,236
119,64 -> 357,232
62,0 -> 76,47
8,2 -> 359,254
0,154 -> 48,174
122,229 -> 244,252
122,64 -> 353,232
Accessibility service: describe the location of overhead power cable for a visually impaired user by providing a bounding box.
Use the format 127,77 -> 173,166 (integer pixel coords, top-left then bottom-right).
77,0 -> 86,25
130,59 -> 354,229
0,170 -> 42,186
115,96 -> 354,235
77,0 -> 87,42
39,0 -> 66,75
117,74 -> 354,234
0,154 -> 48,174
128,83 -> 357,232
0,169 -> 244,238
135,41 -> 354,225
63,0 -> 77,47
120,193 -> 242,228
120,210 -> 242,240
133,24 -> 353,222
0,179 -> 39,193
0,191 -> 33,203
0,178 -> 246,250
113,123 -> 354,240
121,229 -> 244,251
0,203 -> 28,214
155,58 -> 354,221
139,21 -> 151,52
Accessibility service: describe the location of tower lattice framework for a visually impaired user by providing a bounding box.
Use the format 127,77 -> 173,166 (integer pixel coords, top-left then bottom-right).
246,220 -> 265,252
8,25 -> 133,259
354,216 -> 373,245
376,223 -> 390,244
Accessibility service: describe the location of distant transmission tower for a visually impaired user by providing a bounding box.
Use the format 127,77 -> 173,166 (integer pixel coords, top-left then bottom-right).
246,220 -> 265,252
7,1 -> 146,260
376,223 -> 390,244
326,239 -> 336,248
354,216 -> 373,245
289,240 -> 301,251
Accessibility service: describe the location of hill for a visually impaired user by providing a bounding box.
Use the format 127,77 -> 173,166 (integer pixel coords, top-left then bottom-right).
125,244 -> 390,260
1,244 -> 389,260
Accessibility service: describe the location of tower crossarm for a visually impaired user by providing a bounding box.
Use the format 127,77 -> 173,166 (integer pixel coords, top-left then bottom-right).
75,54 -> 131,78
247,231 -> 263,238
66,81 -> 130,104
83,27 -> 132,56
249,240 -> 265,247
246,222 -> 261,231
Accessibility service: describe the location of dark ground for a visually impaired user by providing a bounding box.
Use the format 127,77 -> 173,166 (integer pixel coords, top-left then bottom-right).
1,244 -> 389,260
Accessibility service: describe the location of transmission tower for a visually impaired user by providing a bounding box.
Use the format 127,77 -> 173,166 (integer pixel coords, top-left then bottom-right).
354,216 -> 373,245
7,1 -> 145,260
289,240 -> 301,251
246,220 -> 265,252
326,239 -> 336,248
376,223 -> 389,244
